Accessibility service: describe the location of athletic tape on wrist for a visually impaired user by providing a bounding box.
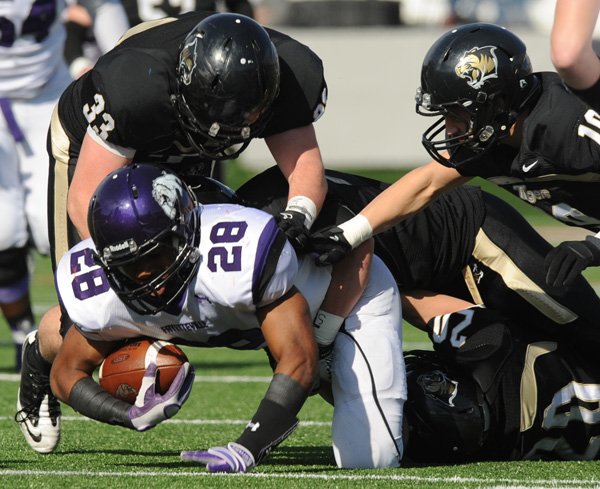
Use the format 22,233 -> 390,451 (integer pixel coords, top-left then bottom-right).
285,196 -> 317,229
338,214 -> 373,249
313,310 -> 344,346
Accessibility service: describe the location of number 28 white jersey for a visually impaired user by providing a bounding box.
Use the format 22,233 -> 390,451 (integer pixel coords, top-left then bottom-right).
56,204 -> 332,350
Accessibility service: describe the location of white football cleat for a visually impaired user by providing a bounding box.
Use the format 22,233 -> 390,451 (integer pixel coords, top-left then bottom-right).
14,331 -> 61,454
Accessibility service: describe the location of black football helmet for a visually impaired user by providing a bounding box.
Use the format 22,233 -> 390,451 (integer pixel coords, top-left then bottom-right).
88,164 -> 201,314
415,23 -> 540,168
404,351 -> 490,463
172,13 -> 280,161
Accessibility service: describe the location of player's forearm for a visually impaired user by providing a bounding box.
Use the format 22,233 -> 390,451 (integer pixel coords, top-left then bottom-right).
286,154 -> 327,215
51,362 -> 130,427
551,0 -> 600,90
67,377 -> 132,427
361,161 -> 466,236
267,125 -> 327,215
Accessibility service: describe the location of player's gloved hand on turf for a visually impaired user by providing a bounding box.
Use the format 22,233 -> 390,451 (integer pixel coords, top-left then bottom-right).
545,235 -> 600,287
275,196 -> 317,253
127,361 -> 195,431
310,214 -> 373,266
181,442 -> 255,473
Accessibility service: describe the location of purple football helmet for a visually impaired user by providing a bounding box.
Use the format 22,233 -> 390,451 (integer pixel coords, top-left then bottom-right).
88,164 -> 200,314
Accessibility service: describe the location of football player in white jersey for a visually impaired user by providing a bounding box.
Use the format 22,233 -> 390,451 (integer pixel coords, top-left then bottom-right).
49,164 -> 405,470
0,0 -> 73,373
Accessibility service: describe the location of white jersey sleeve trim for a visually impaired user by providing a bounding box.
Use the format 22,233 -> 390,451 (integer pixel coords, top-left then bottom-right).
86,125 -> 136,159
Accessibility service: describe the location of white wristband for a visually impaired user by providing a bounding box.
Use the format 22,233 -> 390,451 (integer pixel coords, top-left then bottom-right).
338,214 -> 373,249
313,310 -> 345,346
285,196 -> 317,230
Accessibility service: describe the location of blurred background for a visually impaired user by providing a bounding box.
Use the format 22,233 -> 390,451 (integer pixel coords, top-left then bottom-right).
240,0 -> 600,170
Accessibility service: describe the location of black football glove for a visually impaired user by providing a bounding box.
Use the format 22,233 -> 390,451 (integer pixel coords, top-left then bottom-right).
310,225 -> 352,266
544,236 -> 600,287
276,210 -> 310,252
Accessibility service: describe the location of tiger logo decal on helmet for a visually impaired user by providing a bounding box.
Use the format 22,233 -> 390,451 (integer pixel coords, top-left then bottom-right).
455,46 -> 498,89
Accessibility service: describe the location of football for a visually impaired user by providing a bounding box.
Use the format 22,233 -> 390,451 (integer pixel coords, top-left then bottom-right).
99,338 -> 188,404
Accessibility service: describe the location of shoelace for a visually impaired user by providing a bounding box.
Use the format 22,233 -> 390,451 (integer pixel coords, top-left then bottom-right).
14,374 -> 59,423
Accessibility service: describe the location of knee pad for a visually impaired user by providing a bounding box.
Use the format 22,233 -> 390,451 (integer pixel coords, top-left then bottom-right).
0,247 -> 29,287
0,247 -> 30,302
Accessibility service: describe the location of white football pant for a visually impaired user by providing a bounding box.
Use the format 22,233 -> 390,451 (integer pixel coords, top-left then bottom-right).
0,64 -> 71,254
331,255 -> 405,468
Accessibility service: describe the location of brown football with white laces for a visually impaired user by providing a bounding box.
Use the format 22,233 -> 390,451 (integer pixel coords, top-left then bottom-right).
99,338 -> 188,404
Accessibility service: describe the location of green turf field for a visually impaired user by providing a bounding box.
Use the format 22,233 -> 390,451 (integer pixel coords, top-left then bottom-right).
1,164 -> 599,488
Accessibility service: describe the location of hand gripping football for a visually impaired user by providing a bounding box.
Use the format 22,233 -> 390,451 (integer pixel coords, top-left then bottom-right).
99,338 -> 188,404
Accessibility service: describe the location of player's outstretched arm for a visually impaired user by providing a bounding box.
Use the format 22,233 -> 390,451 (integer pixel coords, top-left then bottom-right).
311,161 -> 469,265
551,0 -> 600,91
182,288 -> 317,472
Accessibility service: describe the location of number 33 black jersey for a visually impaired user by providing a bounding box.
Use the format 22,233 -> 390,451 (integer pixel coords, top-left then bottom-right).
56,11 -> 327,165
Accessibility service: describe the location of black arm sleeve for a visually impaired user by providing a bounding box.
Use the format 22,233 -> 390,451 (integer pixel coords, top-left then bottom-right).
68,377 -> 133,428
235,374 -> 307,463
63,21 -> 88,66
569,73 -> 600,109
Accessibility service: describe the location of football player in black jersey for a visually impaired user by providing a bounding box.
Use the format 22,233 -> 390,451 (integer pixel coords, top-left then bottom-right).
310,22 -> 600,290
401,291 -> 600,462
16,12 -> 329,454
240,167 -> 600,461
238,167 -> 600,344
51,11 -> 328,263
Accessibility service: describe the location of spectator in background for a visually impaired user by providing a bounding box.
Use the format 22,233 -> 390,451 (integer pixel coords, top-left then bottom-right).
63,0 -> 130,79
0,0 -> 73,372
551,0 -> 600,106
